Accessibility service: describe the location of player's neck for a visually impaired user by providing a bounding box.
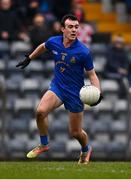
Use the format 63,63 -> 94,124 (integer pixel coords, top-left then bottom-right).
63,37 -> 75,48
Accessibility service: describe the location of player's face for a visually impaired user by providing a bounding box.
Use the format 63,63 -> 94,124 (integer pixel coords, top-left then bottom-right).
62,19 -> 79,41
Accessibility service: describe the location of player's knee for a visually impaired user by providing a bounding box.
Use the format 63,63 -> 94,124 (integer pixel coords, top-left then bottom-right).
36,107 -> 47,119
70,130 -> 81,139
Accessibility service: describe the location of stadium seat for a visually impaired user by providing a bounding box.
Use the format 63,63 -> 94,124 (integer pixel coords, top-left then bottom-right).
50,114 -> 68,140
0,141 -> 6,159
20,78 -> 40,99
6,60 -> 24,79
111,119 -> 127,134
0,75 -> 5,94
0,41 -> 10,57
26,136 -> 40,150
91,140 -> 108,159
6,77 -> 20,112
83,111 -> 94,134
0,117 -> 2,129
10,41 -> 31,57
40,79 -> 52,92
29,118 -> 37,132
120,32 -> 131,44
14,98 -> 34,113
25,60 -> 44,77
6,94 -> 18,113
90,43 -> 107,55
101,79 -> 119,93
93,99 -> 115,122
6,138 -> 27,159
101,0 -> 113,13
91,118 -> 111,134
7,118 -> 29,137
50,141 -> 67,159
86,12 -> 116,22
0,60 -> 5,75
28,118 -> 40,138
114,99 -> 128,118
94,100 -> 114,115
26,60 -> 43,71
97,22 -> 131,33
93,55 -> 107,75
82,2 -> 101,13
126,141 -> 131,160
66,140 -> 80,159
115,2 -> 127,23
49,109 -> 68,141
101,79 -> 119,102
44,60 -> 54,78
113,133 -> 128,144
106,141 -> 127,160
95,133 -> 110,144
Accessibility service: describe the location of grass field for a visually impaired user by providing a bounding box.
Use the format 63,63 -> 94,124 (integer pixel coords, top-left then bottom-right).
0,161 -> 131,179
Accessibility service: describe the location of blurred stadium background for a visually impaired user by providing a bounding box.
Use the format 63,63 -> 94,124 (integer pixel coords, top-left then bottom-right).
0,0 -> 131,162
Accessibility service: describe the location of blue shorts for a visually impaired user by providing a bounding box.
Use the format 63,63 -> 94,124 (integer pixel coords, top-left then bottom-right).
49,82 -> 84,113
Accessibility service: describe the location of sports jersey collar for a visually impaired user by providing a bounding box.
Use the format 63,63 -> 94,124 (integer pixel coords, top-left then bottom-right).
61,36 -> 78,49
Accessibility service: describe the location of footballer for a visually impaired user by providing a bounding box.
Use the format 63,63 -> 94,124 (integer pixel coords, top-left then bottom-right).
16,14 -> 102,164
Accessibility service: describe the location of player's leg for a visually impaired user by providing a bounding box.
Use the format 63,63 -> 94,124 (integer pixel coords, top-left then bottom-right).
69,112 -> 87,147
68,112 -> 92,164
36,90 -> 62,135
27,90 -> 63,158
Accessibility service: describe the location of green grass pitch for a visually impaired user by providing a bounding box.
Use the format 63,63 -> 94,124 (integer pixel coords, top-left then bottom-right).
0,161 -> 131,179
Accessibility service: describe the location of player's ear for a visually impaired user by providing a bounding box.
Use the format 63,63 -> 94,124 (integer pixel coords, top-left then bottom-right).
61,26 -> 65,33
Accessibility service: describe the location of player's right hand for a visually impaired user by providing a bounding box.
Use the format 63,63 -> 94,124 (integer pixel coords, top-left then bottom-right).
90,93 -> 103,106
16,55 -> 31,69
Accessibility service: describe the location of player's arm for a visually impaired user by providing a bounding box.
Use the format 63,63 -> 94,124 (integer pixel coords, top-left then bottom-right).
29,43 -> 46,59
16,43 -> 47,69
86,69 -> 103,106
86,69 -> 101,91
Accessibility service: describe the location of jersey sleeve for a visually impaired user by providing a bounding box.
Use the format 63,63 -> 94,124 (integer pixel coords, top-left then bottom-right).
44,37 -> 54,51
83,50 -> 94,71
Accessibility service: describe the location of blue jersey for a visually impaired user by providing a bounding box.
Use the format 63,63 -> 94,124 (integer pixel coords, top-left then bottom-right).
45,35 -> 94,95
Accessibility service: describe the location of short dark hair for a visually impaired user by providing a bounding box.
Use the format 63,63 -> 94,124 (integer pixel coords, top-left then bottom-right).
61,14 -> 79,27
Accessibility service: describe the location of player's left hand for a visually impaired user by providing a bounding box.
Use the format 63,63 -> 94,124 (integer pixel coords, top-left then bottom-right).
16,55 -> 31,69
90,93 -> 103,106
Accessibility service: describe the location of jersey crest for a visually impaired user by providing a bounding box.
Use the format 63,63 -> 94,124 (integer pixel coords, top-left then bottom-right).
70,56 -> 76,64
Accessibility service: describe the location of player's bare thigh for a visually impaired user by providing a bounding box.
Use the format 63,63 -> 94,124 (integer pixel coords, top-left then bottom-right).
37,90 -> 63,115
